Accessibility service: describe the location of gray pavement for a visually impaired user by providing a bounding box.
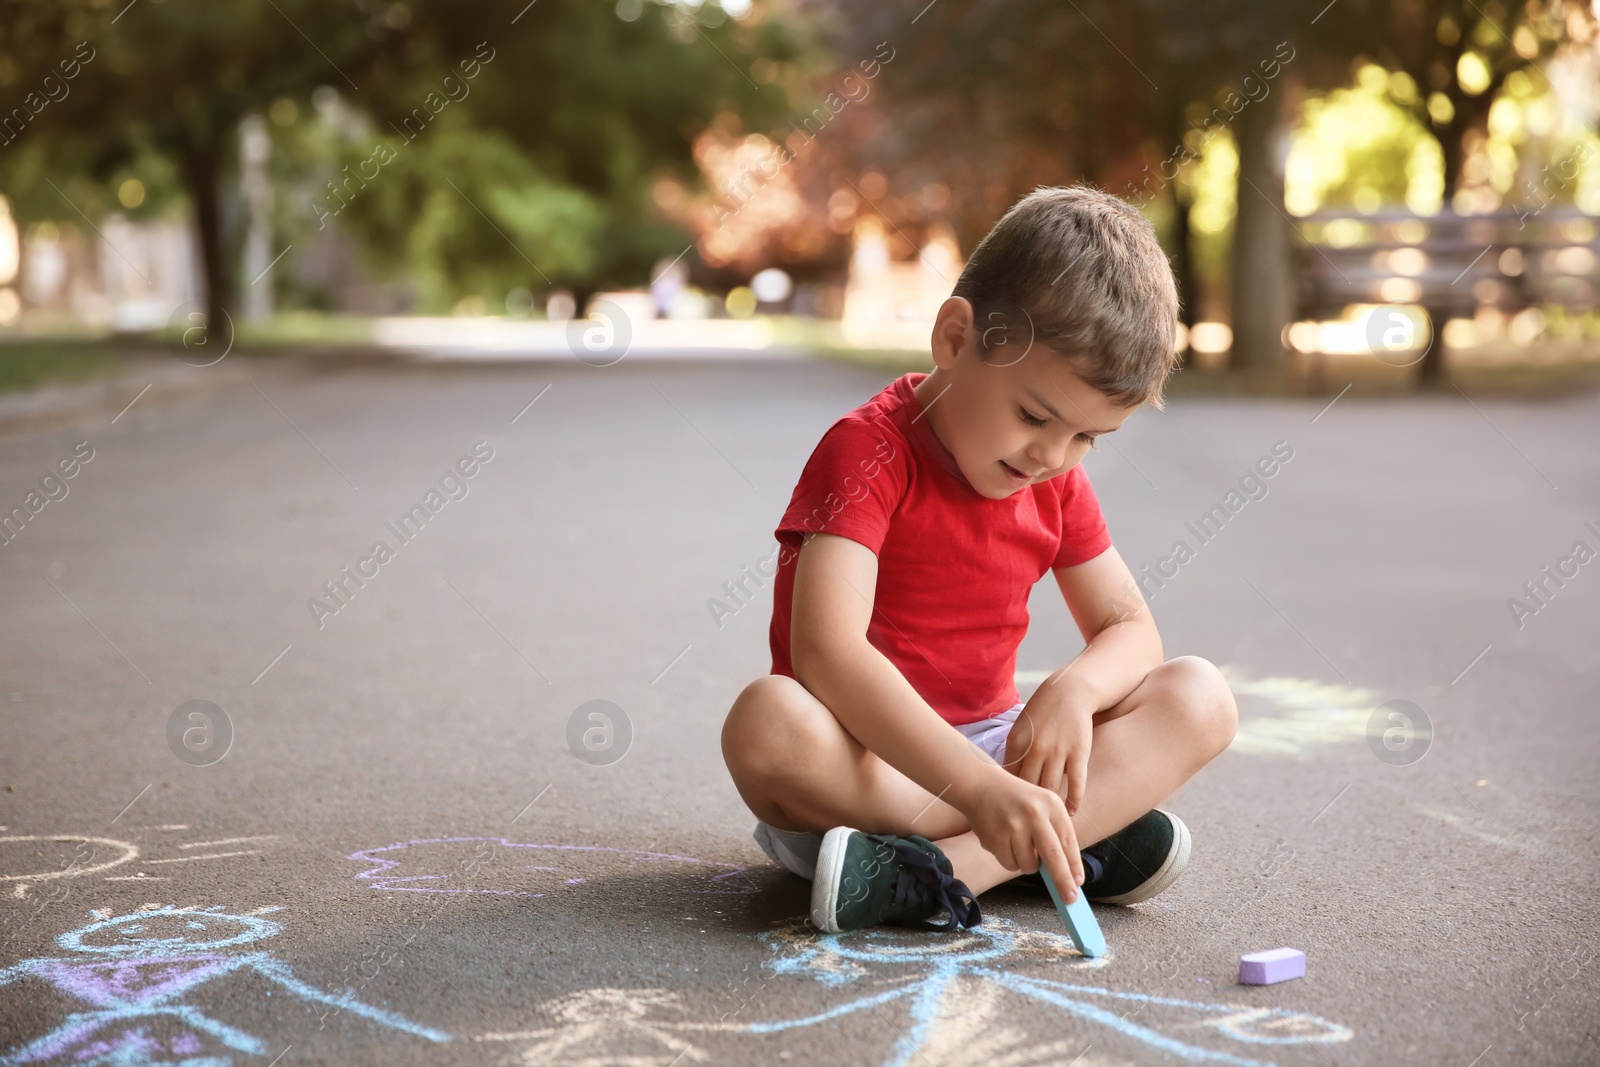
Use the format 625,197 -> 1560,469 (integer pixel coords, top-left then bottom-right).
1,353 -> 1597,1066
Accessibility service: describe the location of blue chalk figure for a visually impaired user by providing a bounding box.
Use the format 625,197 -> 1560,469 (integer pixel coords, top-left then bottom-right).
1038,867 -> 1107,958
0,904 -> 449,1065
749,918 -> 1353,1067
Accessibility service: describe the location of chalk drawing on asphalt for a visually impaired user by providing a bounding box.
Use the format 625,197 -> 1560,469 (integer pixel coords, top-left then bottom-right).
474,918 -> 1352,1067
479,988 -> 720,1066
743,918 -> 1352,1066
0,903 -> 450,1065
1,836 -> 140,899
1216,666 -> 1385,759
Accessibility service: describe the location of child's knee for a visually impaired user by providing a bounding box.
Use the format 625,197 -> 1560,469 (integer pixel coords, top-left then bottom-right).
721,674 -> 833,780
1158,656 -> 1238,755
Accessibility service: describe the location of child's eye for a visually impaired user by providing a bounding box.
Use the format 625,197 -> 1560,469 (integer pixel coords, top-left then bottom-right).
1018,408 -> 1048,427
1076,432 -> 1100,450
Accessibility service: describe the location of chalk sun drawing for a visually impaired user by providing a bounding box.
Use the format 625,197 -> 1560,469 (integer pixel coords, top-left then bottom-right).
474,919 -> 1352,1067
1016,667 -> 1381,760
1216,665 -> 1383,759
1,835 -> 140,899
348,837 -> 756,897
0,904 -> 449,1065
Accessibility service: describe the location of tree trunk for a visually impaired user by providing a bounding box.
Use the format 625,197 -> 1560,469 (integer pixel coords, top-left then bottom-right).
1228,95 -> 1293,378
239,115 -> 274,321
1416,119 -> 1467,388
183,140 -> 230,345
1172,187 -> 1198,329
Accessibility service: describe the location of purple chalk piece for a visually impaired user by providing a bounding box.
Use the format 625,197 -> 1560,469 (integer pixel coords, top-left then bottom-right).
1239,947 -> 1305,985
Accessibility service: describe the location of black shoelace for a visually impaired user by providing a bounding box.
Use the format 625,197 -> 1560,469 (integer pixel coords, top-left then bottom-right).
889,840 -> 983,931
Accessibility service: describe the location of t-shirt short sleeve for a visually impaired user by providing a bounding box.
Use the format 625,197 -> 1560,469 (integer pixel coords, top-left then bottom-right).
775,415 -> 909,556
1051,465 -> 1113,569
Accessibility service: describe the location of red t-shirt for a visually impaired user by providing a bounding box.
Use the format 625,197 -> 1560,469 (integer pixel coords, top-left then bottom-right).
768,372 -> 1113,727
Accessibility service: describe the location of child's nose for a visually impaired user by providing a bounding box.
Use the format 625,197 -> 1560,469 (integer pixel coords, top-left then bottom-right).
1030,438 -> 1071,473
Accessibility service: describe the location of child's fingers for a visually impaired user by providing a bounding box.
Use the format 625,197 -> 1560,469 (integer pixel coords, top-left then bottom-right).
1055,805 -> 1084,887
1039,756 -> 1065,800
991,837 -> 1021,872
1035,813 -> 1081,900
1017,749 -> 1045,788
1065,750 -> 1089,816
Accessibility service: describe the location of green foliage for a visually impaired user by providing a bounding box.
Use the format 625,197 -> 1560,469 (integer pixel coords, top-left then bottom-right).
1285,70 -> 1445,215
0,0 -> 805,313
343,125 -> 609,309
0,341 -> 121,393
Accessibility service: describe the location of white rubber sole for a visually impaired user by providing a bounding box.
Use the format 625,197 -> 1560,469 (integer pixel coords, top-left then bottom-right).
809,826 -> 859,933
1090,809 -> 1192,906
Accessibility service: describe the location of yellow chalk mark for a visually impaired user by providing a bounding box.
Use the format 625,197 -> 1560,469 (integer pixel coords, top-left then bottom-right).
1416,805 -> 1524,851
478,988 -> 714,1064
1218,666 -> 1381,759
179,836 -> 278,850
0,834 -> 140,881
143,850 -> 260,865
909,973 -> 1105,1066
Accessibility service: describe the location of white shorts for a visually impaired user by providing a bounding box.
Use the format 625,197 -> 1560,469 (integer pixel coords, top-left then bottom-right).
750,703 -> 1024,881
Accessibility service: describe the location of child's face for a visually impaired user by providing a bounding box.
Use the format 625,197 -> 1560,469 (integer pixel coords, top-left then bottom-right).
919,298 -> 1139,500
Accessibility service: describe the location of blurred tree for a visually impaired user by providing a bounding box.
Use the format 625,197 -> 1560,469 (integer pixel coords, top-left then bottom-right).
0,1 -> 381,338
1320,0 -> 1589,383
802,0 -> 1595,383
0,0 -> 792,332
335,0 -> 800,310
818,0 -> 1322,372
810,2 -> 1127,256
1339,0 -> 1574,206
1128,1 -> 1313,373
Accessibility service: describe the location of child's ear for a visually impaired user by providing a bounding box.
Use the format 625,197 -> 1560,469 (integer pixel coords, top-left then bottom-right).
930,297 -> 975,370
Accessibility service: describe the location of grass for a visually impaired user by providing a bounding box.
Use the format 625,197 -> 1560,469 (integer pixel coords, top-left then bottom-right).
0,341 -> 125,394
232,312 -> 375,347
143,311 -> 375,350
0,313 -> 380,396
1445,356 -> 1600,397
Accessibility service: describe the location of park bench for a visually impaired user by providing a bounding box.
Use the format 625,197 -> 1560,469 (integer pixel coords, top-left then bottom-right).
1292,208 -> 1599,327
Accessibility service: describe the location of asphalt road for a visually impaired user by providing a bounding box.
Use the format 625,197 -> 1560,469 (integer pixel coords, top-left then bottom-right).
1,353 -> 1596,1067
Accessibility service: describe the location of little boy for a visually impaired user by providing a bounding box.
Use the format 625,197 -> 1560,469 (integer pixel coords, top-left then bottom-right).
722,186 -> 1238,934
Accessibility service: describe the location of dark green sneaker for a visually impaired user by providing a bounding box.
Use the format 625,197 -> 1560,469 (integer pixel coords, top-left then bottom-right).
1082,808 -> 1191,904
810,827 -> 982,933
1014,808 -> 1191,905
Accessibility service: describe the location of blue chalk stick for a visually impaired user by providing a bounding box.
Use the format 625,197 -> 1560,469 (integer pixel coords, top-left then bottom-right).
1038,867 -> 1106,958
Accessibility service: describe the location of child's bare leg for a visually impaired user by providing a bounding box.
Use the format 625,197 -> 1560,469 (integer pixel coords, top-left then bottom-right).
722,673 -> 974,838
722,656 -> 1237,894
937,657 -> 1237,893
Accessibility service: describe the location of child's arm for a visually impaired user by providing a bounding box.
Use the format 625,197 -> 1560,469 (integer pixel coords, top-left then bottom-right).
791,531 -> 1085,896
1005,547 -> 1165,814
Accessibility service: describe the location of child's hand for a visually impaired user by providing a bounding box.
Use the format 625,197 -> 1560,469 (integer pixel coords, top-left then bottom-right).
958,768 -> 1084,899
1001,682 -> 1097,816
